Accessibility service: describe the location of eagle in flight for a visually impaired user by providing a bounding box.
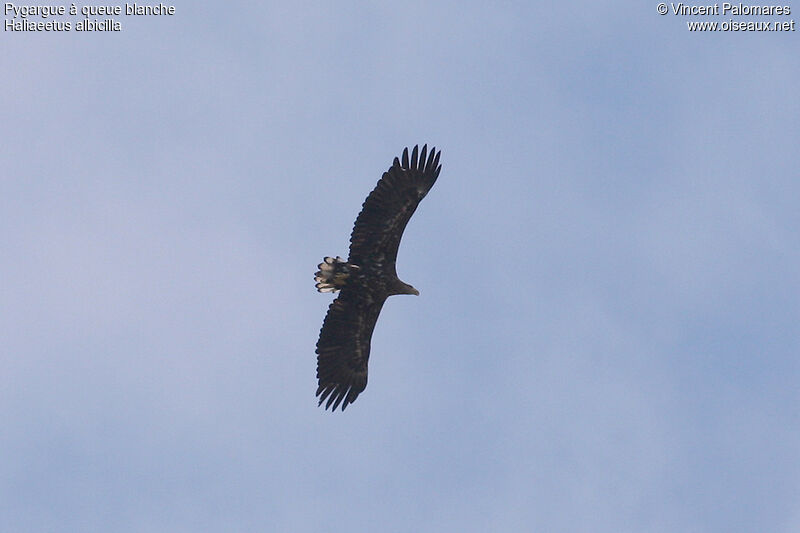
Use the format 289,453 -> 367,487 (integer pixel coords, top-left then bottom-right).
314,145 -> 442,411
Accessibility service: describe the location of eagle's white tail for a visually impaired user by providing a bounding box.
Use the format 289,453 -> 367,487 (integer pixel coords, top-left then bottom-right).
314,256 -> 360,293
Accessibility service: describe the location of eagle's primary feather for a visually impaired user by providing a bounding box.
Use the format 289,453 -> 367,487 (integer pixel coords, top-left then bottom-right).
315,145 -> 441,411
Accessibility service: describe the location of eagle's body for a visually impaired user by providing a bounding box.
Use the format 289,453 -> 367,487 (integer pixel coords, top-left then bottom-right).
314,145 -> 441,411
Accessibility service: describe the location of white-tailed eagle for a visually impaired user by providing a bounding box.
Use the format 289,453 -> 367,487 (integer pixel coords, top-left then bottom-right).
314,145 -> 442,411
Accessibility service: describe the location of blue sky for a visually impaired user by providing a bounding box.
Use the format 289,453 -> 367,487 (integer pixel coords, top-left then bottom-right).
2,2 -> 799,531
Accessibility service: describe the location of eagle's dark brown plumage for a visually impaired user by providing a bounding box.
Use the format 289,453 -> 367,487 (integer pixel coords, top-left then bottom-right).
314,145 -> 441,411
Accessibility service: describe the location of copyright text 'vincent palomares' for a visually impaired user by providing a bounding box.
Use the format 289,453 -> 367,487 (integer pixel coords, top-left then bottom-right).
656,3 -> 796,31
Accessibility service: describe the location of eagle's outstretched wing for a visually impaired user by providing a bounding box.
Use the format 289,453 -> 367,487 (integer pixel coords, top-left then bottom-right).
315,289 -> 386,411
348,145 -> 441,271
